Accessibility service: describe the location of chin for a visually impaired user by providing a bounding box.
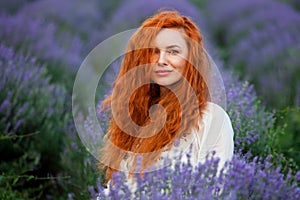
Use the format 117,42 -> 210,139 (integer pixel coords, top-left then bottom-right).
154,81 -> 173,86
151,77 -> 182,87
157,81 -> 181,87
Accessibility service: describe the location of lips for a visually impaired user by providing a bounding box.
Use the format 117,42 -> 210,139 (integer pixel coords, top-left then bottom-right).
155,69 -> 173,76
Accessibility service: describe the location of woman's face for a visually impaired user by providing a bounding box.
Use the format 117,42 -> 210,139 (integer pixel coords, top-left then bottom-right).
150,28 -> 188,86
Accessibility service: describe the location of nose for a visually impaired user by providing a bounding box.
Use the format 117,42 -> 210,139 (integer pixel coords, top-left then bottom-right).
158,51 -> 168,66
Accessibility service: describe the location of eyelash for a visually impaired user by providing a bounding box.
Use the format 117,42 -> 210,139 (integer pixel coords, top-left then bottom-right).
154,49 -> 179,55
167,49 -> 179,55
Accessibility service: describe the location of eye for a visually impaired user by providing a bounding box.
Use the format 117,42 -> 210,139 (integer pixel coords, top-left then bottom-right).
154,48 -> 160,54
167,49 -> 179,55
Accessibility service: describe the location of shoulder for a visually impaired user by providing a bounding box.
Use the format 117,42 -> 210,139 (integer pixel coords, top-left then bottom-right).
203,102 -> 232,128
203,102 -> 229,118
200,102 -> 234,142
199,102 -> 234,163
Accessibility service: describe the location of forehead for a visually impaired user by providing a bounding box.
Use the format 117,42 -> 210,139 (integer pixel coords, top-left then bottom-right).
155,28 -> 187,48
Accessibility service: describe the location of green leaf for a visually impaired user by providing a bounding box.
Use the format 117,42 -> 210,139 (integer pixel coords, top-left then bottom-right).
12,177 -> 19,186
27,175 -> 35,181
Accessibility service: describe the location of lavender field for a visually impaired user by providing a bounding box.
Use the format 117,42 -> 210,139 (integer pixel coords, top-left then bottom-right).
0,0 -> 299,199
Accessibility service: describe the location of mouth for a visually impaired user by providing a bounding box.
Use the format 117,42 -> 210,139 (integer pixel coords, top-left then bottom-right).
155,69 -> 173,76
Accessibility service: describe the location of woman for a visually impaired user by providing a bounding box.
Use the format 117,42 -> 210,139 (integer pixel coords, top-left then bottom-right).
99,10 -> 234,188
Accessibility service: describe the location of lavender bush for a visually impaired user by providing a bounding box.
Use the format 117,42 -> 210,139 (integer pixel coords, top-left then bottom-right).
0,12 -> 83,85
0,44 -> 67,139
223,71 -> 280,158
88,154 -> 300,199
204,0 -> 300,108
0,45 -> 70,198
18,0 -> 110,52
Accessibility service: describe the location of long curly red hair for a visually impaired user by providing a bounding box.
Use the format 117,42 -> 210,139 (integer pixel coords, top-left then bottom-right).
98,10 -> 210,183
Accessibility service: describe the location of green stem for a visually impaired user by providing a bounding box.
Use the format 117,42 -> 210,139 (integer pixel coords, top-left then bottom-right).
0,131 -> 40,140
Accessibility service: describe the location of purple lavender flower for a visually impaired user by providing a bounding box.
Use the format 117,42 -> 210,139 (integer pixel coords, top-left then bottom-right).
89,153 -> 300,199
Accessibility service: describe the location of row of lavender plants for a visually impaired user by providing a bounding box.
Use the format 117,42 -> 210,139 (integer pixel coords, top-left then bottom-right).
0,0 -> 299,199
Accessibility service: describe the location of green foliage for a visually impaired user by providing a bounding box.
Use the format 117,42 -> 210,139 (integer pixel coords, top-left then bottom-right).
275,106 -> 300,171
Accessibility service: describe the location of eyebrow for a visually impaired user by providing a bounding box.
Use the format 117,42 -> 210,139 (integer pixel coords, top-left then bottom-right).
165,45 -> 181,49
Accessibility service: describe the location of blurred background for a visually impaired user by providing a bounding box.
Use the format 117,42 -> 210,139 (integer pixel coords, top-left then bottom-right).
0,0 -> 299,199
